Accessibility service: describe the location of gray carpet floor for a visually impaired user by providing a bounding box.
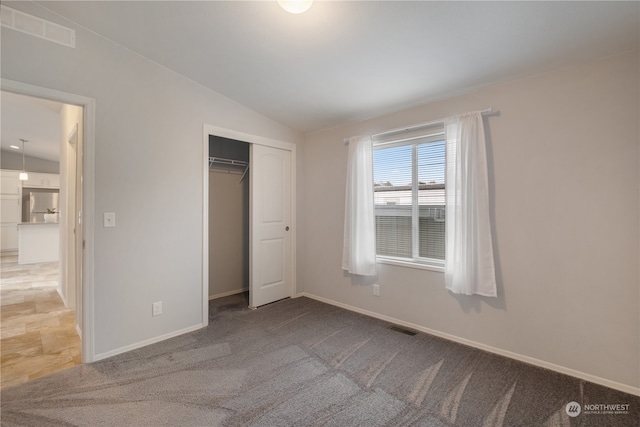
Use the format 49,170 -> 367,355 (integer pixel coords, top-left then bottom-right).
1,294 -> 638,426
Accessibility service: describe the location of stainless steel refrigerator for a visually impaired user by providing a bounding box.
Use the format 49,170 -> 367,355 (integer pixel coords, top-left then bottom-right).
22,189 -> 59,223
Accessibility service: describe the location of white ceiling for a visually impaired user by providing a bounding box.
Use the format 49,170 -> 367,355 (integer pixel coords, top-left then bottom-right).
1,91 -> 63,163
9,1 -> 640,140
36,0 -> 638,133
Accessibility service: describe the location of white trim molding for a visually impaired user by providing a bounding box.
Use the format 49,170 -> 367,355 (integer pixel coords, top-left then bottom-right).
209,288 -> 248,301
296,292 -> 640,397
94,323 -> 203,362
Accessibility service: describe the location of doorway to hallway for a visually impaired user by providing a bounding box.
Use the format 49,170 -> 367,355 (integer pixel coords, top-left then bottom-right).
2,78 -> 96,365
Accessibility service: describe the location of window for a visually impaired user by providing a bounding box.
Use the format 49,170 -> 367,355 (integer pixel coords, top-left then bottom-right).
373,126 -> 445,267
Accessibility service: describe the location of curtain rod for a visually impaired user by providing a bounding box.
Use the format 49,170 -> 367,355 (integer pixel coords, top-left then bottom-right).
343,108 -> 493,145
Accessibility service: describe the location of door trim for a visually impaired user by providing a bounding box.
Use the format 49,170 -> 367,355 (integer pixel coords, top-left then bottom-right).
1,78 -> 96,363
63,123 -> 78,312
202,124 -> 296,325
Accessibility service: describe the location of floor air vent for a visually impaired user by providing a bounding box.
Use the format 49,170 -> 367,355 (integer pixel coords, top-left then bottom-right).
389,325 -> 418,336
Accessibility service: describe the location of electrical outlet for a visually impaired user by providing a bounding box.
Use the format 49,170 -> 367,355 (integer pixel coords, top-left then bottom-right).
373,284 -> 380,296
103,212 -> 116,228
152,301 -> 162,316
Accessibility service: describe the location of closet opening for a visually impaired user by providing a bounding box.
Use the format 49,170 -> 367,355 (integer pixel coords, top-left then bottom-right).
208,136 -> 250,305
203,124 -> 295,320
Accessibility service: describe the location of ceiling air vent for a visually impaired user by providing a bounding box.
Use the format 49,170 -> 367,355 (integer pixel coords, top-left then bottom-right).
1,6 -> 75,48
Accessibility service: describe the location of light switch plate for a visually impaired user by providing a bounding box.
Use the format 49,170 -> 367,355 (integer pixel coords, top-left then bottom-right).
103,212 -> 116,228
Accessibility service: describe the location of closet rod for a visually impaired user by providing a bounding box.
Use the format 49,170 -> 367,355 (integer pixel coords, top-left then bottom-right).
343,108 -> 493,145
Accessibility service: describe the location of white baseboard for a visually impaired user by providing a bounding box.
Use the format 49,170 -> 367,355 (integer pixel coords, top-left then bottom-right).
75,323 -> 82,339
93,323 -> 204,362
297,292 -> 640,397
209,288 -> 248,300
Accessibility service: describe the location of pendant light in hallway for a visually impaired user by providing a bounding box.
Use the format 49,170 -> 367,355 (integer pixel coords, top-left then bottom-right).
18,138 -> 28,181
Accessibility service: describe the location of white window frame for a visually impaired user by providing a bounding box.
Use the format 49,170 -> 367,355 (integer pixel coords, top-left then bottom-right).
373,127 -> 446,273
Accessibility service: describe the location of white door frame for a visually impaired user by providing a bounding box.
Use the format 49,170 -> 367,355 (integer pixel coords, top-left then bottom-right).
202,124 -> 296,326
64,123 -> 78,314
1,78 -> 97,363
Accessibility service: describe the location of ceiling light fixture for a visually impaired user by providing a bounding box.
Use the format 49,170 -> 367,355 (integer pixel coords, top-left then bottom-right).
19,139 -> 28,181
277,0 -> 313,14
10,145 -> 19,150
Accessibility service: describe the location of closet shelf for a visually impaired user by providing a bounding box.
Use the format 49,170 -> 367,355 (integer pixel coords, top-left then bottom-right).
208,156 -> 248,169
209,156 -> 249,184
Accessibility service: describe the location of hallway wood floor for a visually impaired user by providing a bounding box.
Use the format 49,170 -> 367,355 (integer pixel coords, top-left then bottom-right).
1,255 -> 81,389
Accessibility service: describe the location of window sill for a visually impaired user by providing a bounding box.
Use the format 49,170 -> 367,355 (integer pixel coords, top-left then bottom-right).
376,257 -> 444,273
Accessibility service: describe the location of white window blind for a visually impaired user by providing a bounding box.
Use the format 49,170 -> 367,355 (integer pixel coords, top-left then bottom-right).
373,128 -> 445,266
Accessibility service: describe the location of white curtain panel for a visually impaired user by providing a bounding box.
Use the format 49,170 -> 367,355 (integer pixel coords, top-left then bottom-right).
342,135 -> 377,276
444,112 -> 497,296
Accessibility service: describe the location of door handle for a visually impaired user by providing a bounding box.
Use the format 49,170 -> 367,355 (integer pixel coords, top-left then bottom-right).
285,226 -> 290,231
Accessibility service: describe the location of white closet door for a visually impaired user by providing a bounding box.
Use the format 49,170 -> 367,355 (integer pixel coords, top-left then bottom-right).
249,144 -> 292,308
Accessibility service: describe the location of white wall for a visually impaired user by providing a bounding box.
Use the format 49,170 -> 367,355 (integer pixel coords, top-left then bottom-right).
301,51 -> 639,392
1,2 -> 301,357
208,170 -> 249,298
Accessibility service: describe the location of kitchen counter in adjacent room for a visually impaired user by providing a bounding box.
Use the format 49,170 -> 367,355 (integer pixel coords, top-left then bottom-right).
18,222 -> 59,264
